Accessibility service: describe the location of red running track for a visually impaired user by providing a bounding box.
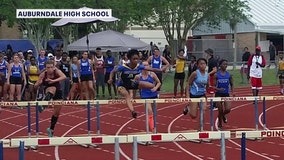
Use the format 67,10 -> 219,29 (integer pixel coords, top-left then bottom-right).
0,85 -> 284,160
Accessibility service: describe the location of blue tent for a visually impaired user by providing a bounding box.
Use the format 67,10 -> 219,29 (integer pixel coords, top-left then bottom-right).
0,39 -> 37,55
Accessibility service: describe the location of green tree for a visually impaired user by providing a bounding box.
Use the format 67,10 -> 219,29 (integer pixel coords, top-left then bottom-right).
147,0 -> 250,54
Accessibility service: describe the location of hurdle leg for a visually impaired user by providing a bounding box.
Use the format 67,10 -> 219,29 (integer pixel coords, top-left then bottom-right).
138,101 -> 149,146
132,137 -> 138,160
19,141 -> 25,160
0,141 -> 3,160
114,137 -> 120,160
199,100 -> 212,143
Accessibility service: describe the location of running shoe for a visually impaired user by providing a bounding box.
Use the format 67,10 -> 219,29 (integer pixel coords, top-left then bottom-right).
46,128 -> 54,137
183,105 -> 189,115
132,111 -> 137,118
223,115 -> 228,123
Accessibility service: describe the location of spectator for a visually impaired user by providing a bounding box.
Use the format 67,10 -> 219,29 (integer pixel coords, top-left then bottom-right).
247,46 -> 266,100
173,49 -> 186,98
267,41 -> 277,68
277,52 -> 284,95
241,47 -> 251,83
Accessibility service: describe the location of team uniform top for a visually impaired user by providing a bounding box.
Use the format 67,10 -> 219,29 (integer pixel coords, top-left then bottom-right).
38,56 -> 48,71
59,61 -> 70,77
28,65 -> 39,82
175,58 -> 186,73
216,71 -> 230,94
80,59 -> 92,75
11,64 -> 22,78
140,72 -> 157,98
117,64 -> 145,89
190,69 -> 208,96
0,61 -> 7,79
71,63 -> 78,78
105,56 -> 115,73
95,56 -> 104,73
248,54 -> 265,78
278,58 -> 284,75
151,56 -> 162,70
42,69 -> 60,89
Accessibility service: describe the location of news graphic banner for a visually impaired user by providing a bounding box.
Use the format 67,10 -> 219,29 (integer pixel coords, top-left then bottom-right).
16,9 -> 112,18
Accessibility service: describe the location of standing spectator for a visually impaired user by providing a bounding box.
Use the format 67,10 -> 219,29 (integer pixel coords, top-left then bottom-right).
205,48 -> 218,93
57,52 -> 71,100
6,44 -> 13,63
69,55 -> 80,100
247,46 -> 266,99
147,47 -> 170,97
173,49 -> 186,98
0,53 -> 9,102
241,47 -> 251,83
7,54 -> 27,103
163,45 -> 172,72
104,50 -> 117,99
94,47 -> 105,99
267,41 -> 277,68
277,52 -> 284,95
38,49 -> 48,72
27,56 -> 40,101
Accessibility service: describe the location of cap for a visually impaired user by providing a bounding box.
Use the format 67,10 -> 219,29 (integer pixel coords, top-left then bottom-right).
106,50 -> 111,53
48,53 -> 54,57
96,47 -> 102,51
256,45 -> 261,51
205,48 -> 214,55
27,49 -> 33,53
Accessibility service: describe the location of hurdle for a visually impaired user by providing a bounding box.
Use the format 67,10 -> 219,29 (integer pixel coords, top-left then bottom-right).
1,95 -> 282,145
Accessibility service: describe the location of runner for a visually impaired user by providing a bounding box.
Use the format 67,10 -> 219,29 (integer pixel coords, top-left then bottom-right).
213,59 -> 234,130
34,60 -> 67,137
108,49 -> 164,118
134,61 -> 161,132
185,58 -> 208,131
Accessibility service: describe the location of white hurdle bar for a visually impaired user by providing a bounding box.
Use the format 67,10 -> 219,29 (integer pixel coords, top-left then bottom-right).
236,130 -> 284,138
2,131 -> 230,148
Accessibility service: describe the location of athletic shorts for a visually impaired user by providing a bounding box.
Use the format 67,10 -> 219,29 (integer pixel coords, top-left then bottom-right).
190,93 -> 205,98
215,93 -> 229,97
80,74 -> 93,82
155,72 -> 162,91
174,72 -> 185,80
250,77 -> 262,89
117,80 -> 139,90
10,76 -> 22,85
72,77 -> 79,83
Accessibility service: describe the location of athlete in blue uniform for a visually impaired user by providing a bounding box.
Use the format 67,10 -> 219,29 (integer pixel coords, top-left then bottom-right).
104,50 -> 117,99
213,59 -> 234,130
134,61 -> 161,132
7,54 -> 27,102
77,51 -> 96,100
0,53 -> 9,102
185,58 -> 208,131
108,49 -> 163,118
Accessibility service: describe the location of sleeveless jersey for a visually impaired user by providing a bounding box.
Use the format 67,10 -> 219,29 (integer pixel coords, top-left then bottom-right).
11,64 -> 22,78
59,61 -> 70,77
117,64 -> 145,86
43,69 -> 60,89
105,56 -> 115,73
80,59 -> 92,75
190,69 -> 208,96
216,71 -> 230,94
140,72 -> 157,98
95,56 -> 104,73
71,63 -> 78,78
278,58 -> 284,71
175,58 -> 186,73
38,56 -> 48,71
151,56 -> 162,69
28,65 -> 39,81
0,61 -> 7,79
